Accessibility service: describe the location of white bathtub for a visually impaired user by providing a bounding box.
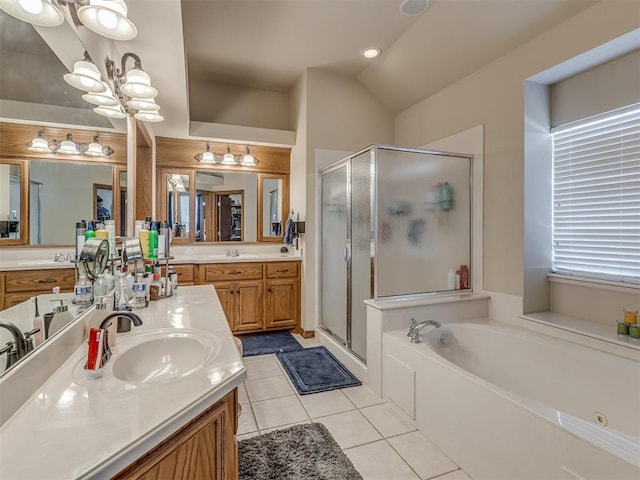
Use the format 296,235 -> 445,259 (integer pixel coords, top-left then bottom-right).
382,320 -> 640,480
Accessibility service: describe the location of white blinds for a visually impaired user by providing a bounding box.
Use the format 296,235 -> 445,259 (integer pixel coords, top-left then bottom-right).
552,103 -> 640,284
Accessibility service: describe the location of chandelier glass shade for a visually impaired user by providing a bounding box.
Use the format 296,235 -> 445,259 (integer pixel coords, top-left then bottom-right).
0,0 -> 64,27
77,0 -> 137,41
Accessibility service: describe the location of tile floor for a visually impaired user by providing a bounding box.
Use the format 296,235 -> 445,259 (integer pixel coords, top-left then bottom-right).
237,334 -> 473,480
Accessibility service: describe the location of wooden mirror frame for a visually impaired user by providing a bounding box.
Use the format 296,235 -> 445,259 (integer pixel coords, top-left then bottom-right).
157,168 -> 197,244
257,173 -> 290,243
0,159 -> 29,246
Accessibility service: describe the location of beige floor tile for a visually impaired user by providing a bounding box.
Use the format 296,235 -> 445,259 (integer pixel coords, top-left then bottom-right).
236,431 -> 260,441
314,410 -> 382,449
245,355 -> 284,380
252,395 -> 310,430
242,353 -> 275,363
361,403 -> 416,438
435,469 -> 471,480
246,375 -> 295,402
237,383 -> 249,404
298,389 -> 356,418
345,440 -> 420,480
237,403 -> 258,435
388,431 -> 458,480
341,384 -> 385,408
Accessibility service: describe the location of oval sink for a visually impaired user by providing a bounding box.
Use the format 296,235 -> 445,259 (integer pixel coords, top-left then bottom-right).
111,332 -> 218,384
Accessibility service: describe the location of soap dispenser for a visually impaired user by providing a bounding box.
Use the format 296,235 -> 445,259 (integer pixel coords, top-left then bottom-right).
47,299 -> 74,338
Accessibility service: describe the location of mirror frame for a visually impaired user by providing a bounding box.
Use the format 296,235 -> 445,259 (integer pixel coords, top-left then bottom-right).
0,159 -> 29,246
257,173 -> 290,243
155,137 -> 292,245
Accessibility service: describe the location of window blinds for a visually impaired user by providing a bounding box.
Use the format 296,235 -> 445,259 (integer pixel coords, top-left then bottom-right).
551,103 -> 640,284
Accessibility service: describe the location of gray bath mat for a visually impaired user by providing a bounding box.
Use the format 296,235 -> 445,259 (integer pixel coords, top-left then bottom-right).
238,423 -> 363,480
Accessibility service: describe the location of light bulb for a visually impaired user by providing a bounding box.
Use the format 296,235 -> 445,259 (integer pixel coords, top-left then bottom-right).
97,8 -> 117,29
18,0 -> 43,14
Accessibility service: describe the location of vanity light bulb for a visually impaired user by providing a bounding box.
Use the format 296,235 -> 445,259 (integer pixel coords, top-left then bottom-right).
200,151 -> 215,164
97,7 -> 118,28
134,110 -> 164,122
18,0 -> 43,14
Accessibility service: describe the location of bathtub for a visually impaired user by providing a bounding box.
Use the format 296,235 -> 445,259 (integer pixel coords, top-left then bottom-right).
382,320 -> 640,480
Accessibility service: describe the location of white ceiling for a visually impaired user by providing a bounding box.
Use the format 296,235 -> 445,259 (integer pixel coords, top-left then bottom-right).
1,0 -> 601,139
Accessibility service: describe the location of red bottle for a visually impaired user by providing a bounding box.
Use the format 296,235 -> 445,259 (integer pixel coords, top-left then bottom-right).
459,265 -> 469,290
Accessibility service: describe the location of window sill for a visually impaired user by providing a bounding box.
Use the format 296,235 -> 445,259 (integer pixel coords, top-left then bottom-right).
547,273 -> 640,294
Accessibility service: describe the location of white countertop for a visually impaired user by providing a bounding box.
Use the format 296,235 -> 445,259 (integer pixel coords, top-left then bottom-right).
0,285 -> 246,480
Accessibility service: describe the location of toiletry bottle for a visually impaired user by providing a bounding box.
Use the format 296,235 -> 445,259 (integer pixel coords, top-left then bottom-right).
104,219 -> 116,258
149,221 -> 159,258
139,218 -> 150,259
95,222 -> 108,240
75,220 -> 86,260
93,273 -> 108,304
48,299 -> 74,337
85,221 -> 96,241
32,296 -> 44,347
115,270 -> 130,310
150,271 -> 163,300
158,221 -> 170,258
447,269 -> 456,290
86,328 -> 104,379
459,265 -> 469,289
103,266 -> 115,292
130,273 -> 147,310
74,274 -> 93,307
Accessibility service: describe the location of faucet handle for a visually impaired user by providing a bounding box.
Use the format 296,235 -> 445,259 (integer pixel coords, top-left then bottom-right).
407,318 -> 417,336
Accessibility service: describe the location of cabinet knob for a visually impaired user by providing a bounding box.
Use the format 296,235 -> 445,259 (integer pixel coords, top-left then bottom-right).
268,287 -> 272,292
230,290 -> 234,294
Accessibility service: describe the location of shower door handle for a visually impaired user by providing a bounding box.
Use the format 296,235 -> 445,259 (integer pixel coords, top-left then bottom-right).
344,246 -> 350,262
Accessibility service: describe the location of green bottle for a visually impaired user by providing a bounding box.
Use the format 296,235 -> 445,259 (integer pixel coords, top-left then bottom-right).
85,221 -> 96,240
149,221 -> 159,258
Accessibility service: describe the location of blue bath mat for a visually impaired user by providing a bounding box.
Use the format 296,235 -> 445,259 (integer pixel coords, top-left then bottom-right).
276,346 -> 362,395
241,332 -> 304,357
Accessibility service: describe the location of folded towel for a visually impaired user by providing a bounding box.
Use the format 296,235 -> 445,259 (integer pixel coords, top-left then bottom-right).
284,218 -> 293,244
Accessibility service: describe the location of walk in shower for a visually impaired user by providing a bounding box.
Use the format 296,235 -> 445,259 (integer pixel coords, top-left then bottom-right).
319,146 -> 472,362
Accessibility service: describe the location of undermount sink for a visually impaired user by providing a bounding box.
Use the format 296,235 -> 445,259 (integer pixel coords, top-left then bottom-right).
111,331 -> 220,384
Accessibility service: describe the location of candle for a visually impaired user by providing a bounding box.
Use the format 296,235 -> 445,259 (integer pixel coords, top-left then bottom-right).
623,309 -> 638,324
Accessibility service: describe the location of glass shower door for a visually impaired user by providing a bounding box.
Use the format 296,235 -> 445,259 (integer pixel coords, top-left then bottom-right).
320,163 -> 349,344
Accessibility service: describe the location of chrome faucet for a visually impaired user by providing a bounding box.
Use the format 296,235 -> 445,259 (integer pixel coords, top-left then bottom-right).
98,312 -> 143,366
225,249 -> 240,257
407,318 -> 441,344
0,321 -> 33,369
53,252 -> 70,262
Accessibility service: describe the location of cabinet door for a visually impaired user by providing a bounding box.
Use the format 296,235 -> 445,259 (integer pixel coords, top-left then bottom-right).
213,282 -> 235,329
265,279 -> 298,329
234,280 -> 263,332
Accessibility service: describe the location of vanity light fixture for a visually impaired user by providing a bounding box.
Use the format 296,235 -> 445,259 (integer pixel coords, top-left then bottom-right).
82,81 -> 119,107
0,0 -> 64,27
195,144 -> 218,164
26,130 -> 51,153
221,147 -> 237,166
56,133 -> 81,155
76,0 -> 137,41
105,52 -> 163,122
25,130 -> 114,157
0,0 -> 137,40
64,51 -> 104,93
241,147 -> 258,167
399,0 -> 429,16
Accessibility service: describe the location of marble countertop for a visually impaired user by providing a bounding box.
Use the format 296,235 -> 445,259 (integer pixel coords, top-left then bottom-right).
0,285 -> 246,480
0,248 -> 301,271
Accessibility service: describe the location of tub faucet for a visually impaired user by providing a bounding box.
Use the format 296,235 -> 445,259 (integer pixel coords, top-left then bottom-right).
407,318 -> 441,344
98,312 -> 143,366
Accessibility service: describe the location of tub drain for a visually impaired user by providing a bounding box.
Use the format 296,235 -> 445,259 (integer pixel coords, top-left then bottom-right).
593,412 -> 607,426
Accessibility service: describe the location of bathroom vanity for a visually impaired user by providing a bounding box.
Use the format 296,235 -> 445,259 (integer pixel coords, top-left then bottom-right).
0,285 -> 246,480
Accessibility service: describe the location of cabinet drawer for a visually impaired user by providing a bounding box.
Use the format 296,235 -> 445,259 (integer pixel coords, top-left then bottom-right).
3,269 -> 76,293
172,264 -> 195,285
204,263 -> 263,282
266,262 -> 299,279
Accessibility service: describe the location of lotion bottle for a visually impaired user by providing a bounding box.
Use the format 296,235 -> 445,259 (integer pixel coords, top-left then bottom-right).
139,218 -> 150,259
447,269 -> 456,290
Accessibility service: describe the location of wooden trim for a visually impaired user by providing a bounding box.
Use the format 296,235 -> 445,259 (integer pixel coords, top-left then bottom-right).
0,159 -> 28,246
113,166 -> 126,236
156,137 -> 290,174
257,173 -> 290,243
0,122 -> 127,164
134,120 -> 153,221
158,168 -> 196,243
299,328 -> 315,339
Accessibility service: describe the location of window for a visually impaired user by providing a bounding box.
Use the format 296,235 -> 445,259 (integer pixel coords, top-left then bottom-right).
551,103 -> 640,284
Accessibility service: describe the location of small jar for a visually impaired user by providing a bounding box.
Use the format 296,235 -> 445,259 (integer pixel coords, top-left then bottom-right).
617,321 -> 629,335
623,309 -> 638,324
628,324 -> 640,339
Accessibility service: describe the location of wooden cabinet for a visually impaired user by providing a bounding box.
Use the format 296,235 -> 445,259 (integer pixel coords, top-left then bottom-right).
172,264 -> 196,285
112,388 -> 238,480
0,268 -> 75,310
198,261 -> 300,335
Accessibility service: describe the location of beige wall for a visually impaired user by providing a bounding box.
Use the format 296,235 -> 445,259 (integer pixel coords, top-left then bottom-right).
189,80 -> 291,131
394,1 -> 640,297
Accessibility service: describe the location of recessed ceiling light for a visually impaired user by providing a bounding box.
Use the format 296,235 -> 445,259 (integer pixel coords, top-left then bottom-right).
363,47 -> 381,59
399,0 -> 429,16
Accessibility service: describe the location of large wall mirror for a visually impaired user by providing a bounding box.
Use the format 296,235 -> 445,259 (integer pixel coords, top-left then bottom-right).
0,123 -> 128,246
156,137 -> 291,244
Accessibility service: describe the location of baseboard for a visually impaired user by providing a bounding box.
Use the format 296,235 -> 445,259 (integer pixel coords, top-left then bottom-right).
299,328 -> 315,339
